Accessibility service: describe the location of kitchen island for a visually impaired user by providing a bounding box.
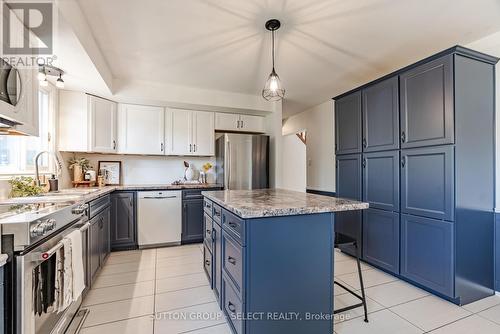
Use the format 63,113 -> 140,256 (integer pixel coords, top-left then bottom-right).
201,189 -> 368,334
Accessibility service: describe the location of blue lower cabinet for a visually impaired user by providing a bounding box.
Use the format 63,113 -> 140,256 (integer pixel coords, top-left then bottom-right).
362,209 -> 400,274
401,214 -> 454,297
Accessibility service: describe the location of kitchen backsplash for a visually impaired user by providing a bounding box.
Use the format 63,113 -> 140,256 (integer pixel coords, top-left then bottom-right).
59,152 -> 217,188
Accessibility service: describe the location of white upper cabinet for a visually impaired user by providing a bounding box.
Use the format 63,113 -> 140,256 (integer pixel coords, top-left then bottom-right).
239,114 -> 266,133
168,108 -> 215,156
215,112 -> 239,131
215,112 -> 265,133
170,108 -> 193,155
59,91 -> 117,153
193,111 -> 215,156
118,104 -> 165,155
89,96 -> 117,153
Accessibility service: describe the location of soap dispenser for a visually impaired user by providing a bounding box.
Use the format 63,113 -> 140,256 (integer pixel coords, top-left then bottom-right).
48,174 -> 59,192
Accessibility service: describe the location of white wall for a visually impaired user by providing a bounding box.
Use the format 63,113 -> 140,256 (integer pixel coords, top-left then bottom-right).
467,32 -> 500,209
282,100 -> 335,193
59,152 -> 216,188
282,134 -> 306,192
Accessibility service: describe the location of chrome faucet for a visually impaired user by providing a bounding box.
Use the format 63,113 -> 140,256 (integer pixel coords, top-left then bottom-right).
34,151 -> 63,186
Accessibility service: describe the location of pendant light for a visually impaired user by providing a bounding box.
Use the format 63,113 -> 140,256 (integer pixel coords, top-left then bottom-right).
262,19 -> 285,101
56,73 -> 65,89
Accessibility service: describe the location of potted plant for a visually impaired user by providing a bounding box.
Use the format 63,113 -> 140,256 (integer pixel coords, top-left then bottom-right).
9,176 -> 43,198
68,156 -> 91,182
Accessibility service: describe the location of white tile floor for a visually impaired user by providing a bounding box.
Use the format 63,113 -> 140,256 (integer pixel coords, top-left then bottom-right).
80,245 -> 500,334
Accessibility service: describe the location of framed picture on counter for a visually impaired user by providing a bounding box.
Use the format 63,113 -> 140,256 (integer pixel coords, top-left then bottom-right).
98,161 -> 122,185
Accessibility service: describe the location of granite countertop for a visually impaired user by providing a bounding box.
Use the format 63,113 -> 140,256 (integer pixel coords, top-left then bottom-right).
0,184 -> 222,205
202,189 -> 369,219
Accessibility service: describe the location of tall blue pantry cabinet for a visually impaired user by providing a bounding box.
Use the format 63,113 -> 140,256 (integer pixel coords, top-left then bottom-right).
334,46 -> 498,305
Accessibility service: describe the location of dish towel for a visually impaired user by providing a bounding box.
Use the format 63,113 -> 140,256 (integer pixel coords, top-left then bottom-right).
58,238 -> 73,313
65,229 -> 85,301
54,246 -> 64,312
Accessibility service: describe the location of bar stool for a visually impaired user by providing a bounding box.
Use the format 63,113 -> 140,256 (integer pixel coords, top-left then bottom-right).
334,232 -> 369,322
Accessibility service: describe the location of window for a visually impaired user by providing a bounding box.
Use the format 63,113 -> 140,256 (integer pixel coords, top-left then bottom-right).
0,87 -> 55,175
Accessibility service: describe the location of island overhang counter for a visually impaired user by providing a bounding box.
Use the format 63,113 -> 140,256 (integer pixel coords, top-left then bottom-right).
201,189 -> 369,334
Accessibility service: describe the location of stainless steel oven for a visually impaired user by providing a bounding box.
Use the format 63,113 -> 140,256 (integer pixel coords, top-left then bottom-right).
15,213 -> 89,334
0,201 -> 91,334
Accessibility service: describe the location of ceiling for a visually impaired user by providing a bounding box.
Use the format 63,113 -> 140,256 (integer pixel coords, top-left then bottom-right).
75,0 -> 500,118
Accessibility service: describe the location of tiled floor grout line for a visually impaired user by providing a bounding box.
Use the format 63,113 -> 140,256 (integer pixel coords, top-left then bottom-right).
153,248 -> 157,334
83,293 -> 155,308
156,284 -> 210,295
384,306 -> 427,332
422,313 -> 477,333
155,300 -> 219,314
82,314 -> 154,330
178,322 -> 226,334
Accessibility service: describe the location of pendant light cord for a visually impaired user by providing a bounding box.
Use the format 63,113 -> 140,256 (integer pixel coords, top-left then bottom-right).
272,29 -> 275,70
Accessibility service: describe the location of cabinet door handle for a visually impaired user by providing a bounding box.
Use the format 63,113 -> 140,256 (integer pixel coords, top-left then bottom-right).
401,156 -> 406,168
161,142 -> 164,152
362,138 -> 367,148
241,120 -> 244,128
112,140 -> 116,150
228,222 -> 238,229
205,259 -> 211,266
227,256 -> 237,265
189,144 -> 192,152
206,228 -> 211,235
228,302 -> 236,313
362,158 -> 366,168
236,120 -> 240,128
193,144 -> 197,152
401,131 -> 406,143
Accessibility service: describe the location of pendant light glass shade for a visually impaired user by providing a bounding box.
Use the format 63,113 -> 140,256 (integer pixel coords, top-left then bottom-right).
262,19 -> 284,101
262,68 -> 284,101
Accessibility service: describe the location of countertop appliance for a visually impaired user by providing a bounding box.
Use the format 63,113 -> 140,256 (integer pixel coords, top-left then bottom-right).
0,201 -> 90,334
215,133 -> 269,190
137,191 -> 182,247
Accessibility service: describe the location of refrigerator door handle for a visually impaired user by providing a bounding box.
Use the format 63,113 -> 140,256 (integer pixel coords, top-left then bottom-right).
227,141 -> 231,190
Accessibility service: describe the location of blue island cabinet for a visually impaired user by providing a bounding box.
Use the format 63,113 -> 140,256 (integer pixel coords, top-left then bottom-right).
203,198 -> 335,334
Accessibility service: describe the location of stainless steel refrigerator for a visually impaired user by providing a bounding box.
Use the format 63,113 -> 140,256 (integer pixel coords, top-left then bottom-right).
215,133 -> 269,190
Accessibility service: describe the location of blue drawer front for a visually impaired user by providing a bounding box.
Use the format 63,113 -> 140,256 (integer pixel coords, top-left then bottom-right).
222,274 -> 244,334
222,209 -> 245,246
222,231 -> 244,300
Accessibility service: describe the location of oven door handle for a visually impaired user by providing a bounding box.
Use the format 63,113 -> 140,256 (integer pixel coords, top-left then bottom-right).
77,222 -> 91,232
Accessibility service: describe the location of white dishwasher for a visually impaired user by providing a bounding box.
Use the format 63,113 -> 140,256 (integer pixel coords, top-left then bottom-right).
138,190 -> 182,247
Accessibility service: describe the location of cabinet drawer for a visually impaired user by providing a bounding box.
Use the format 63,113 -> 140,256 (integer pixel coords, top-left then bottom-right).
213,204 -> 222,225
222,231 -> 244,299
203,244 -> 212,284
222,274 -> 244,334
183,189 -> 204,200
203,199 -> 213,215
204,213 -> 213,252
89,195 -> 111,219
222,209 -> 245,245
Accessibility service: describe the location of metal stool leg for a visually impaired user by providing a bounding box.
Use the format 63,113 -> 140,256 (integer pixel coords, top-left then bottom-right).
354,242 -> 369,323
